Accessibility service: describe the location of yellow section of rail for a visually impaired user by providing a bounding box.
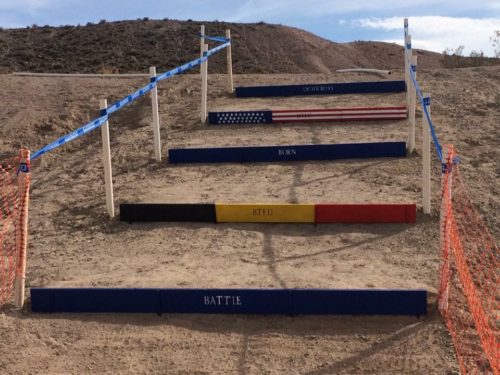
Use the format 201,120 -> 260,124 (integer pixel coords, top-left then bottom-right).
215,203 -> 315,223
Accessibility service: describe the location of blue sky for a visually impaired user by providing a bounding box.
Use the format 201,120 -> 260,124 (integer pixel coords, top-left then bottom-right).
1,0 -> 499,56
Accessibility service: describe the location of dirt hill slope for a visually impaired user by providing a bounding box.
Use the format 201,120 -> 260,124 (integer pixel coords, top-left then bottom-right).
0,19 -> 468,74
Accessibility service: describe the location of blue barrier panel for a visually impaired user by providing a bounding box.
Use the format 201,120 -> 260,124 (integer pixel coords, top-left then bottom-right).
161,289 -> 292,314
31,288 -> 161,313
235,80 -> 406,98
31,288 -> 427,315
168,142 -> 406,164
292,289 -> 427,315
208,111 -> 273,125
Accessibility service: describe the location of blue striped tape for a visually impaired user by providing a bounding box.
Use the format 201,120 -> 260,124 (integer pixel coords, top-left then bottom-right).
106,81 -> 157,116
407,64 -> 443,162
156,41 -> 229,82
31,115 -> 109,160
31,41 -> 230,160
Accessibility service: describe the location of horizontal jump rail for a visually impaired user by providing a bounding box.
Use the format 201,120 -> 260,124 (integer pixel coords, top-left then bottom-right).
31,288 -> 427,315
336,69 -> 392,75
209,106 -> 407,125
119,203 -> 417,224
168,141 -> 407,164
13,72 -> 150,78
235,80 -> 406,98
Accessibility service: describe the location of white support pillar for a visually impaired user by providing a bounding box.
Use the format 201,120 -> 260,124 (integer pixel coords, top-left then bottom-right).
201,43 -> 208,123
405,34 -> 412,108
149,66 -> 161,161
408,54 -> 417,153
422,93 -> 431,214
200,24 -> 205,74
226,29 -> 234,93
99,99 -> 115,218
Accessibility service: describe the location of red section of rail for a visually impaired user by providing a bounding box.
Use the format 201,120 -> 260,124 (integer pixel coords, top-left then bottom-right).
315,203 -> 416,223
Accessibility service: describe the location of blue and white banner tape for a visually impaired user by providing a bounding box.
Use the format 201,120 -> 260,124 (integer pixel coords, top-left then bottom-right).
32,114 -> 109,160
105,81 -> 157,116
156,41 -> 230,82
199,34 -> 230,43
32,41 -> 230,160
407,65 -> 443,162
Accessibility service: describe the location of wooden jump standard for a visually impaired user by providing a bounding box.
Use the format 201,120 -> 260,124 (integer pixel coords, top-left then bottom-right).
208,106 -> 407,125
31,288 -> 427,316
119,203 -> 417,224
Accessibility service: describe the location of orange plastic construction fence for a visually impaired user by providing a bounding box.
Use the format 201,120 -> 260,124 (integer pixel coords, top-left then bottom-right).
439,145 -> 499,374
0,149 -> 30,307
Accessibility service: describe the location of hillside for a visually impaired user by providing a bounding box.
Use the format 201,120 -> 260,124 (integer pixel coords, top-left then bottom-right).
0,18 -> 478,74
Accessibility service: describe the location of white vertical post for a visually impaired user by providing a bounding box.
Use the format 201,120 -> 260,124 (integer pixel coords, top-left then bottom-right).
422,93 -> 431,214
201,43 -> 208,123
408,54 -> 417,153
149,66 -> 161,161
14,148 -> 30,309
405,34 -> 412,108
200,24 -> 205,73
226,29 -> 234,93
404,18 -> 409,90
99,99 -> 115,218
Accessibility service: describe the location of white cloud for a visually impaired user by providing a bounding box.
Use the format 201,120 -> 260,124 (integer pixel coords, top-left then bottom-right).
355,16 -> 500,57
0,0 -> 59,11
226,0 -> 500,22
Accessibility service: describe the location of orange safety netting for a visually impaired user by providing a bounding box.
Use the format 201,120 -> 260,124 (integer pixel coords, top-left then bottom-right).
0,149 -> 30,307
439,145 -> 499,374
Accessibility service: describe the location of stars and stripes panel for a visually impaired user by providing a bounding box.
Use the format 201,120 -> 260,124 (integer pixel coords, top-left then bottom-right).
208,111 -> 272,124
208,106 -> 407,125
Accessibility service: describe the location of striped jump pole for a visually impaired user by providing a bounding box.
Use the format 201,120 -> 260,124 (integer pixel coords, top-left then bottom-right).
422,93 -> 431,214
208,106 -> 407,125
200,24 -> 205,73
408,55 -> 417,153
405,34 -> 412,108
120,203 -> 417,224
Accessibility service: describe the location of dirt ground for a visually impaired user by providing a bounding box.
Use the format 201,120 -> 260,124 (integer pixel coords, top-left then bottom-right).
0,67 -> 498,374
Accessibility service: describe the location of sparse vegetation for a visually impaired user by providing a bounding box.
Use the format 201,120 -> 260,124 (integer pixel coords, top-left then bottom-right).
443,44 -> 498,68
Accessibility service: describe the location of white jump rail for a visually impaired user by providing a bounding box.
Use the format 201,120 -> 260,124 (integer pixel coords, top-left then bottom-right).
13,72 -> 150,78
336,69 -> 392,75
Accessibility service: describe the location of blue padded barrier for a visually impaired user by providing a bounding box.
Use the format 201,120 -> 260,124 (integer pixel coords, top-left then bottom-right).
168,142 -> 407,164
31,288 -> 427,315
235,80 -> 406,98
